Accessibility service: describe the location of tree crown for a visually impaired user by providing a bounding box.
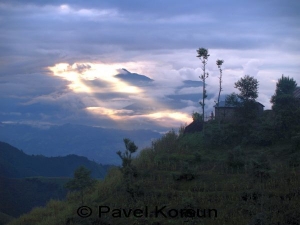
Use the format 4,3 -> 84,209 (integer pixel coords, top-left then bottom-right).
196,48 -> 210,60
65,166 -> 95,191
216,59 -> 224,68
234,75 -> 259,101
271,74 -> 298,111
271,75 -> 297,100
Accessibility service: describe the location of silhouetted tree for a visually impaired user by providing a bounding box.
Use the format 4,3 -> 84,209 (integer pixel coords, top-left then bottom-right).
224,75 -> 259,138
216,59 -> 224,107
117,138 -> 138,170
226,75 -> 259,121
192,111 -> 202,122
196,48 -> 210,123
271,75 -> 300,138
65,166 -> 96,204
235,75 -> 258,101
225,92 -> 241,107
117,138 -> 140,201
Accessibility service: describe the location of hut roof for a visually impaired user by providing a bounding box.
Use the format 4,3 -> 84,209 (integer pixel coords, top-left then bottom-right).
214,101 -> 264,108
294,87 -> 300,98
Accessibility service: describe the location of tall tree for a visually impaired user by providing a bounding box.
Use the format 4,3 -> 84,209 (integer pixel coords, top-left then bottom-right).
216,59 -> 224,107
234,75 -> 258,101
225,75 -> 259,106
117,138 -> 139,202
196,48 -> 210,122
65,166 -> 96,204
271,75 -> 297,110
270,75 -> 299,137
117,138 -> 138,169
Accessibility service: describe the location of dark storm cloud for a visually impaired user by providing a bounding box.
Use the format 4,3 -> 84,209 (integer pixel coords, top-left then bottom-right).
1,0 -> 299,64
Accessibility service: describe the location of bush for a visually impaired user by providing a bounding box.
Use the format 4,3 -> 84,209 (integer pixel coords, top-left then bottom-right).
247,212 -> 266,225
250,153 -> 272,182
152,130 -> 178,154
192,111 -> 202,122
288,153 -> 300,168
291,134 -> 300,152
227,146 -> 246,170
178,132 -> 203,152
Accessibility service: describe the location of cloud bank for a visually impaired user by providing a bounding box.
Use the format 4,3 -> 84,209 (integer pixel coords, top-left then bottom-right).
1,0 -> 299,131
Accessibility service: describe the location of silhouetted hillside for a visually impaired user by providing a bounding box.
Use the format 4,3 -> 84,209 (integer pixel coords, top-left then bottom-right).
0,141 -> 112,221
0,141 -> 110,178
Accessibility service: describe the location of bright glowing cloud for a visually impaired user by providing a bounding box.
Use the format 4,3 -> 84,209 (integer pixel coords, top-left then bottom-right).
48,62 -> 193,128
86,106 -> 191,128
48,62 -> 144,94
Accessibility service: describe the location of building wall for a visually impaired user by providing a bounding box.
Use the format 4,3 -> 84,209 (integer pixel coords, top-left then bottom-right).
215,107 -> 236,122
215,103 -> 264,121
256,104 -> 264,116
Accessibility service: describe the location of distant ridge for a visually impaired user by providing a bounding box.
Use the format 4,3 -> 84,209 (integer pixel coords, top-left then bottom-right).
0,141 -> 112,219
0,123 -> 162,165
0,141 -> 110,179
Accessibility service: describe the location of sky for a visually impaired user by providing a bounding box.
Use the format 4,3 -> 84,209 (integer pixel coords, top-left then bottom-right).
1,0 -> 300,132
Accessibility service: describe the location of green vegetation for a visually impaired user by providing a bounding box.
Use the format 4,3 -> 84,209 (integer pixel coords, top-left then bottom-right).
7,124 -> 300,224
271,75 -> 300,139
0,176 -> 69,221
65,166 -> 96,205
4,71 -> 300,224
191,111 -> 202,122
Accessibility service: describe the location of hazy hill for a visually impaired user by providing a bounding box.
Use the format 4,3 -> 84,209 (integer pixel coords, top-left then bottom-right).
0,141 -> 112,221
0,123 -> 162,165
0,141 -> 109,178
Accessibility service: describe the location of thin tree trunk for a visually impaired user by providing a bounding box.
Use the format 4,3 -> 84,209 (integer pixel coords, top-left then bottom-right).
202,74 -> 205,122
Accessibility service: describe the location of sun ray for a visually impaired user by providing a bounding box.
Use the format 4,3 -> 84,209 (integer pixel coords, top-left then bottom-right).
48,62 -> 191,128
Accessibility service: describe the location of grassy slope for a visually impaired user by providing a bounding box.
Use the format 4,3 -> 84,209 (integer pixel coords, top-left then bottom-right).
7,130 -> 300,225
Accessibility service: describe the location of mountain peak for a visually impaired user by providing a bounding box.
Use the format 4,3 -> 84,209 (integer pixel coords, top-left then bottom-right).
120,68 -> 130,74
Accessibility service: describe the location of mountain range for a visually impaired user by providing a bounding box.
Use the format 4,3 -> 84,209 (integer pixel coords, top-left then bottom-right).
0,141 -> 109,178
0,123 -> 161,165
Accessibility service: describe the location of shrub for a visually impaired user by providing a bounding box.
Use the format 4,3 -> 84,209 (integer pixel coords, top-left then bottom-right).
247,212 -> 266,225
192,111 -> 202,122
227,146 -> 246,170
152,129 -> 178,154
291,133 -> 300,152
288,153 -> 300,168
250,153 -> 272,182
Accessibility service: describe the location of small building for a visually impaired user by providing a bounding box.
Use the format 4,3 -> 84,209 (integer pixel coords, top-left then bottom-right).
214,101 -> 264,122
